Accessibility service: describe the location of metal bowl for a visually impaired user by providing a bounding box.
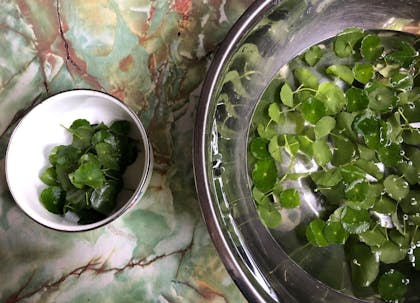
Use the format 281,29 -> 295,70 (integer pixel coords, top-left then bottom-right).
194,1 -> 420,302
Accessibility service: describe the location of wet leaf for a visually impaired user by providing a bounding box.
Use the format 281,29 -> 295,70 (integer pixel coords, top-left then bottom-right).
378,270 -> 408,302
280,82 -> 294,107
383,175 -> 409,202
345,87 -> 369,112
374,240 -> 407,264
311,168 -> 342,187
268,136 -> 282,162
313,139 -> 332,166
348,241 -> 379,287
304,45 -> 323,66
340,206 -> 371,234
39,167 -> 58,186
323,221 -> 348,244
385,40 -> 417,68
294,67 -> 319,89
360,34 -> 384,62
333,27 -> 365,57
316,82 -> 346,115
40,186 -> 65,214
331,134 -> 355,166
314,116 -> 336,139
252,159 -> 277,192
301,97 -> 326,124
306,219 -> 329,247
326,64 -> 354,84
250,137 -> 271,160
353,63 -> 374,84
366,82 -> 397,113
278,188 -> 300,208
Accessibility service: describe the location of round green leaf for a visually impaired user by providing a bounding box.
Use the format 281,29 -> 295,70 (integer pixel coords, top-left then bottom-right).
323,221 -> 348,244
360,34 -> 384,62
340,206 -> 371,234
279,188 -> 300,208
39,167 -> 58,186
345,180 -> 369,202
348,242 -> 379,287
326,64 -> 354,84
385,40 -> 417,68
366,82 -> 397,113
306,219 -> 329,247
314,116 -> 336,139
304,45 -> 323,66
378,270 -> 408,301
377,143 -> 403,167
331,134 -> 355,166
258,203 -> 282,229
374,241 -> 407,264
251,159 -> 277,192
358,228 -> 387,247
391,71 -> 413,91
294,68 -> 319,89
40,186 -> 65,214
353,63 -> 374,84
312,139 -> 332,166
268,136 -> 282,162
399,190 -> 420,215
250,137 -> 271,160
372,196 -> 397,215
383,174 -> 409,202
280,83 -> 294,107
268,102 -> 283,124
316,82 -> 346,115
69,161 -> 106,189
301,97 -> 326,124
333,27 -> 365,57
310,168 -> 342,187
345,87 -> 369,112
340,164 -> 366,183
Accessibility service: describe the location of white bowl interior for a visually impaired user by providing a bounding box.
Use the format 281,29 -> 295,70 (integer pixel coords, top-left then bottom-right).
6,90 -> 152,232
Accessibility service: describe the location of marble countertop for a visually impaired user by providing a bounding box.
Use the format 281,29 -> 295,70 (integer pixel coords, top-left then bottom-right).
0,1 -> 254,302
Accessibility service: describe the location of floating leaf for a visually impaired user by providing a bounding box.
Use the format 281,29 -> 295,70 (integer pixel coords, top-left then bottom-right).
360,34 -> 384,62
377,143 -> 403,166
284,135 -> 300,156
268,103 -> 284,124
280,83 -> 294,107
345,180 -> 369,202
311,168 -> 342,187
340,164 -> 366,183
314,116 -> 336,139
358,228 -> 387,247
340,206 -> 371,234
304,45 -> 323,66
378,270 -> 408,302
374,240 -> 407,264
383,175 -> 409,202
372,196 -> 397,215
331,134 -> 355,166
296,135 -> 313,157
353,63 -> 374,84
251,159 -> 277,192
366,82 -> 397,113
345,87 -> 369,112
354,159 -> 383,180
385,40 -> 417,68
306,219 -> 329,247
326,64 -> 354,84
250,137 -> 271,160
399,190 -> 420,215
268,136 -> 282,162
278,188 -> 300,208
316,82 -> 346,115
301,97 -> 326,124
333,27 -> 365,57
313,139 -> 332,166
258,203 -> 282,228
391,71 -> 413,91
294,68 -> 319,89
323,221 -> 348,244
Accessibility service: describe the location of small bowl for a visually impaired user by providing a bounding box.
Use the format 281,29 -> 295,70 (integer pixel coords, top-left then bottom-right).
5,89 -> 153,232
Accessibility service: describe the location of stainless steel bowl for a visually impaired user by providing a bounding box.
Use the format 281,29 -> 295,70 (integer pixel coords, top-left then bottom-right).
194,1 -> 420,302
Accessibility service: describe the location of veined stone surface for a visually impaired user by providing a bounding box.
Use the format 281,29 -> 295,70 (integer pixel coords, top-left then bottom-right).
0,1 -> 253,302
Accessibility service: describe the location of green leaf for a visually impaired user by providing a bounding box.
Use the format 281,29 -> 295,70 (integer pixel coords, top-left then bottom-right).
383,175 -> 409,202
284,135 -> 300,156
366,81 -> 397,113
95,142 -> 121,171
306,219 -> 329,247
331,134 -> 355,166
40,186 -> 65,214
360,34 -> 384,62
352,113 -> 381,148
333,27 -> 365,57
348,241 -> 379,287
296,135 -> 313,157
402,128 -> 420,146
39,167 -> 58,186
268,136 -> 282,162
399,190 -> 420,215
358,228 -> 387,247
326,64 -> 354,84
377,143 -> 403,166
345,180 -> 369,202
391,71 -> 413,91
345,87 -> 369,112
311,168 -> 342,187
314,116 -> 336,139
249,137 -> 271,160
280,83 -> 294,107
294,68 -> 319,89
69,123 -> 94,150
340,206 -> 371,234
252,186 -> 271,205
378,270 -> 408,302
69,161 -> 105,189
374,240 -> 407,264
353,63 -> 374,84
251,159 -> 277,192
278,188 -> 300,208
301,97 -> 326,124
312,139 -> 332,166
304,45 -> 323,66
336,111 -> 358,141
110,120 -> 131,136
323,221 -> 348,244
340,164 -> 366,183
316,82 -> 346,115
354,159 -> 383,180
48,145 -> 81,170
385,40 -> 417,68
90,180 -> 121,215
372,195 -> 397,215
268,103 -> 283,124
258,203 -> 282,228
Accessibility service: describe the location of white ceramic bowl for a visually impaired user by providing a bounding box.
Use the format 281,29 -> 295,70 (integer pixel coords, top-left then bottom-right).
5,90 -> 153,232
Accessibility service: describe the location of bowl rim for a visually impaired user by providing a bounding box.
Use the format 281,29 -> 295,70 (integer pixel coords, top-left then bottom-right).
193,0 -> 277,302
5,89 -> 153,232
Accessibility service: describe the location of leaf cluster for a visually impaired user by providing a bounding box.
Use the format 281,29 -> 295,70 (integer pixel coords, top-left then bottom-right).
249,27 -> 420,301
39,119 -> 138,224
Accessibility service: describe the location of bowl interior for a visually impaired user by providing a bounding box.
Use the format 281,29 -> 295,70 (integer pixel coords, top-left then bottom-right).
6,90 -> 152,232
195,0 -> 420,302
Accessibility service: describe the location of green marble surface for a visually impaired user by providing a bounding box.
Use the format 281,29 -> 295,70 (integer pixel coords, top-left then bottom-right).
0,1 -> 254,302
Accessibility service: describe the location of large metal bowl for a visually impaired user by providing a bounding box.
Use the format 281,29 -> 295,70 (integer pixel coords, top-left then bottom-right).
194,1 -> 420,302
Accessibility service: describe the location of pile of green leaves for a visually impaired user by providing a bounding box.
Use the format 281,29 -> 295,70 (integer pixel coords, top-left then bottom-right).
39,119 -> 138,224
249,27 -> 419,301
